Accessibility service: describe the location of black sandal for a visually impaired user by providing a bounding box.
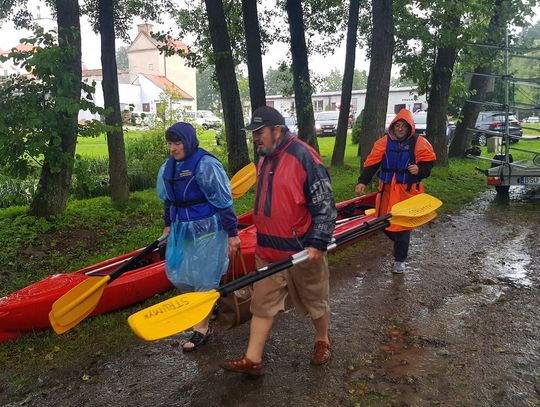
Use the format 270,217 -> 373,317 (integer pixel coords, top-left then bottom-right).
182,330 -> 211,353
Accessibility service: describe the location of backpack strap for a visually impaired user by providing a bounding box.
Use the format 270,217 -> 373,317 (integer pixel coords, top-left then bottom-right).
406,134 -> 418,192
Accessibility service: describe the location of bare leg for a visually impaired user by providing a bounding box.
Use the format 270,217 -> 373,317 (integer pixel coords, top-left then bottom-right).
312,310 -> 330,343
245,315 -> 274,362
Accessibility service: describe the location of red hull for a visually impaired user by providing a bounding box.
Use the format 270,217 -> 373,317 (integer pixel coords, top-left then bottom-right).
0,193 -> 377,342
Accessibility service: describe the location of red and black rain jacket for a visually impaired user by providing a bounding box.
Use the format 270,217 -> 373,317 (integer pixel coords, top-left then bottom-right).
253,133 -> 337,263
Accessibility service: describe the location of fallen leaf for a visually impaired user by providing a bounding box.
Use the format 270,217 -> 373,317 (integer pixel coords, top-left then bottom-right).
82,374 -> 91,382
494,347 -> 506,353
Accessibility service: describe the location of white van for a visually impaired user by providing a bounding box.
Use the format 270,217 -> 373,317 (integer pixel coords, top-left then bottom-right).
184,110 -> 222,130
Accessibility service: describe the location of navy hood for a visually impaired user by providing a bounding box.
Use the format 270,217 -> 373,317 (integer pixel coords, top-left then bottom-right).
166,122 -> 199,158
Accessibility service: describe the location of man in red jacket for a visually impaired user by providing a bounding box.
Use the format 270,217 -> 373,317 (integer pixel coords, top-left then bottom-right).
221,106 -> 337,376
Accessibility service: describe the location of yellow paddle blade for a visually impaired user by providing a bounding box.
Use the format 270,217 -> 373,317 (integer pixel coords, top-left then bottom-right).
49,276 -> 110,333
128,290 -> 221,341
230,162 -> 256,199
364,208 -> 376,215
390,211 -> 437,228
391,193 -> 442,217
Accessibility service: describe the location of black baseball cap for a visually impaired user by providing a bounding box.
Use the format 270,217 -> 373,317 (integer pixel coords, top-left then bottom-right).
243,106 -> 285,131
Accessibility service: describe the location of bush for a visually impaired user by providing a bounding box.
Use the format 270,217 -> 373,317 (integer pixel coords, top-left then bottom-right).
71,157 -> 110,199
0,174 -> 37,208
351,110 -> 364,145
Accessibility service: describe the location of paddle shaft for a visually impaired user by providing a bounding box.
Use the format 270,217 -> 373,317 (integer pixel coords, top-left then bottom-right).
219,214 -> 391,296
108,235 -> 167,282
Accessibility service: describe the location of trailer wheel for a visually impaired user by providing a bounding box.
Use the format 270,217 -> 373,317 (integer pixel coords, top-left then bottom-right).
495,185 -> 510,194
491,154 -> 513,195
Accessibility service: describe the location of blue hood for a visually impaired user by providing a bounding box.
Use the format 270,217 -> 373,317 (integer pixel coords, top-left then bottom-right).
166,122 -> 200,158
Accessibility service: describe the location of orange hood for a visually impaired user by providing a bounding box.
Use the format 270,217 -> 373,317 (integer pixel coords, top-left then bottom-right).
388,108 -> 415,140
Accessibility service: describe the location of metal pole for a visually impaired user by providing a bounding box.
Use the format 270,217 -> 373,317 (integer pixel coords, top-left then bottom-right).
504,30 -> 510,163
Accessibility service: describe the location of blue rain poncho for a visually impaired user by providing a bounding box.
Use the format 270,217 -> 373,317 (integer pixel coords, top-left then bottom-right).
157,154 -> 233,292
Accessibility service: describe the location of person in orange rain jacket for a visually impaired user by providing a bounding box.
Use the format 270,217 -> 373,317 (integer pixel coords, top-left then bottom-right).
355,108 -> 436,274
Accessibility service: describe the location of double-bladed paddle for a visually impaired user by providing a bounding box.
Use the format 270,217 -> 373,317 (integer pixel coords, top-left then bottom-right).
127,193 -> 443,341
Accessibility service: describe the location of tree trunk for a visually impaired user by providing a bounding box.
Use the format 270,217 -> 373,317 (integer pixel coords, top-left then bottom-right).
358,0 -> 394,164
448,0 -> 504,158
426,46 -> 457,167
241,0 -> 265,163
205,0 -> 250,174
29,0 -> 81,218
285,0 -> 318,151
331,0 -> 360,167
99,0 -> 130,203
447,67 -> 492,157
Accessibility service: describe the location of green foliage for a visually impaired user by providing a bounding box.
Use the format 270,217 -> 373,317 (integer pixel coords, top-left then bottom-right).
115,45 -> 129,69
196,65 -> 222,111
265,62 -> 295,96
0,28 -> 105,178
351,110 -> 364,145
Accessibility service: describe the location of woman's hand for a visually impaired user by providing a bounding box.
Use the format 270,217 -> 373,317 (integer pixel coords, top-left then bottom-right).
162,226 -> 170,237
228,236 -> 241,253
306,247 -> 324,261
407,164 -> 419,175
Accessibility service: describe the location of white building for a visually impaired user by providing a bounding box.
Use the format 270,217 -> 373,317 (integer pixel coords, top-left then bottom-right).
79,23 -> 196,122
266,87 -> 427,119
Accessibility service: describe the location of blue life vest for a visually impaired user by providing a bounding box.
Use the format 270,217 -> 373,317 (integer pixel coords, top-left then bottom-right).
163,148 -> 216,222
379,135 -> 418,185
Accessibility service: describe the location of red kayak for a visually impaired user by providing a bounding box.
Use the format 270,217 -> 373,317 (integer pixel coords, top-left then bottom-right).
0,193 -> 378,342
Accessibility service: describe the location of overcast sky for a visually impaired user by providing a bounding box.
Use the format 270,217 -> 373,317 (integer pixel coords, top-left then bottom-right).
0,3 -> 538,78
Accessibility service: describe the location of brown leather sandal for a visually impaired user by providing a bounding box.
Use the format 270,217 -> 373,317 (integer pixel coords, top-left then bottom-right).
220,355 -> 264,376
311,338 -> 332,365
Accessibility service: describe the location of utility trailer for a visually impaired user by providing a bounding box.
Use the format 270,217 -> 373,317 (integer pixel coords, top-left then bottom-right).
473,147 -> 540,194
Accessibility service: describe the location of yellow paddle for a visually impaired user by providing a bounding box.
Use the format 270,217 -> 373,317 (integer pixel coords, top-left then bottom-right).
127,193 -> 442,341
230,162 -> 256,199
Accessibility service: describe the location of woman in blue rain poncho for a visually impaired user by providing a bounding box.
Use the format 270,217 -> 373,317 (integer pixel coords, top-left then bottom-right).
157,122 -> 241,351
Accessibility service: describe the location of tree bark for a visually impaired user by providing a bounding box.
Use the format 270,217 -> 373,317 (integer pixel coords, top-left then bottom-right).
331,0 -> 360,167
205,0 -> 250,174
29,0 -> 81,218
426,46 -> 457,167
358,0 -> 394,164
241,0 -> 265,162
99,0 -> 130,203
285,0 -> 318,150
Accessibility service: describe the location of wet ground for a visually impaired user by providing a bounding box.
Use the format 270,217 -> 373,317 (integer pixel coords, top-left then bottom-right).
3,188 -> 540,407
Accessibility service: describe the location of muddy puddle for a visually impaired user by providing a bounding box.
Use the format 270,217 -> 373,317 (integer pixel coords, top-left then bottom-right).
2,187 -> 540,407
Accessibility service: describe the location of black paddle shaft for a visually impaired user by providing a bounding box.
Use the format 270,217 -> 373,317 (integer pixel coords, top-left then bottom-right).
108,235 -> 167,282
219,215 -> 391,296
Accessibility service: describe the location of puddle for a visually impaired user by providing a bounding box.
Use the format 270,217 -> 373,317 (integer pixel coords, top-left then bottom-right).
482,234 -> 533,288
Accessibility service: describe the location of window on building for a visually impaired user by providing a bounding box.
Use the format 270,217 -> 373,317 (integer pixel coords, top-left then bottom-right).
313,100 -> 323,112
142,103 -> 150,112
413,102 -> 423,113
394,104 -> 406,113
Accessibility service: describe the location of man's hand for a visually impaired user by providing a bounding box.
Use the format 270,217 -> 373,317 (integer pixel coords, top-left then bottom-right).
306,246 -> 324,261
162,226 -> 170,237
355,183 -> 366,196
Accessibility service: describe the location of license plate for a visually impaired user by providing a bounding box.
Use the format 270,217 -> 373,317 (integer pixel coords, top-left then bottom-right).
517,176 -> 540,185
323,129 -> 333,133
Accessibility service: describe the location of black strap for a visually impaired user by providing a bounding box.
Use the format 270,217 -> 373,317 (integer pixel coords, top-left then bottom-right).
406,134 -> 418,192
165,198 -> 208,208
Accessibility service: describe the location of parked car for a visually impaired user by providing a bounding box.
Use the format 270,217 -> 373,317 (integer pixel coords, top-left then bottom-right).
315,111 -> 340,137
284,116 -> 298,134
473,111 -> 522,146
525,116 -> 539,123
407,111 -> 455,140
184,110 -> 222,130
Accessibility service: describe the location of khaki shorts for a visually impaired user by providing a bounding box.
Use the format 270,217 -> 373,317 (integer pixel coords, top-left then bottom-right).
250,254 -> 330,320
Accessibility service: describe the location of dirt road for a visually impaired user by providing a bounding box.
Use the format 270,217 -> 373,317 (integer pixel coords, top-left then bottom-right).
3,189 -> 540,407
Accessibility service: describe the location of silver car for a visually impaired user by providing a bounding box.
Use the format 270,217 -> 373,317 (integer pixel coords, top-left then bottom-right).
315,111 -> 340,137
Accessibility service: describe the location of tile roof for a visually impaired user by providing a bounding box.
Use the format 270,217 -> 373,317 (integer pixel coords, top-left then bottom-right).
141,73 -> 194,100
